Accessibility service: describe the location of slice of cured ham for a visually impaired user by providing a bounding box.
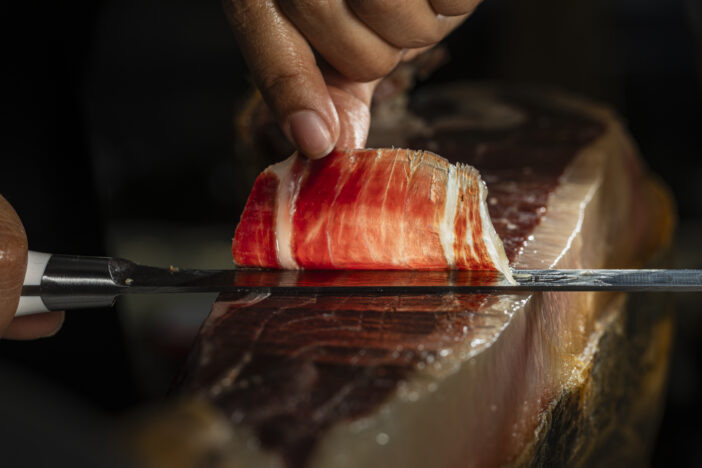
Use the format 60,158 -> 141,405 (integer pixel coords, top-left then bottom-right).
161,84 -> 674,468
232,149 -> 512,279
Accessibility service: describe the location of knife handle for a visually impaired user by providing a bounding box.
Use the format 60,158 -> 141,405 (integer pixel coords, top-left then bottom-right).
16,251 -> 121,317
16,251 -> 52,316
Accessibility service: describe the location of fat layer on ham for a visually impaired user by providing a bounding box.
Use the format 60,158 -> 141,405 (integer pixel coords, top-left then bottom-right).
232,148 -> 512,280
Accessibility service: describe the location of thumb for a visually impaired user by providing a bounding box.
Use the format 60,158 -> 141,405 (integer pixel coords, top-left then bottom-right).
0,195 -> 64,340
323,70 -> 380,151
0,195 -> 29,335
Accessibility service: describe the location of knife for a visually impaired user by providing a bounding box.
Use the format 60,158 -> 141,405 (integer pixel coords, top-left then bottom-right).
17,251 -> 702,317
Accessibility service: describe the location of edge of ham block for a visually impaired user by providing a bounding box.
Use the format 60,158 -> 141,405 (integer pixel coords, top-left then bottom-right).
171,85 -> 675,468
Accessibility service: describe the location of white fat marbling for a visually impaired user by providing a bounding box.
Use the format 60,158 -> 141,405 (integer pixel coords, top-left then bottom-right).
439,164 -> 458,268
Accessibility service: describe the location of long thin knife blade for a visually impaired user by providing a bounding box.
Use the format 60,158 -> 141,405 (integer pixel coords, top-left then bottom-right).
18,254 -> 702,316
119,266 -> 702,293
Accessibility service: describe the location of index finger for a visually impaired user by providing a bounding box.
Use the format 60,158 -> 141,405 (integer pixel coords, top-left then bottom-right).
224,0 -> 340,158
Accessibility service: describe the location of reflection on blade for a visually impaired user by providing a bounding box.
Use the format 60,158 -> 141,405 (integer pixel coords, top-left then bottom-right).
120,263 -> 702,294
231,269 -> 505,288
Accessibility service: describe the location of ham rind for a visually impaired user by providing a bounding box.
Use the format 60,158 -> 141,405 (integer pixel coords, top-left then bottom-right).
173,85 -> 675,468
232,148 -> 512,279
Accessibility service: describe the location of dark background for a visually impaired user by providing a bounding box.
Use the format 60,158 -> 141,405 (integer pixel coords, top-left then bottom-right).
1,0 -> 701,465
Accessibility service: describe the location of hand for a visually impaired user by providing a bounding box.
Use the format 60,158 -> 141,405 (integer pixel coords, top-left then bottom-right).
225,0 -> 479,158
0,195 -> 64,339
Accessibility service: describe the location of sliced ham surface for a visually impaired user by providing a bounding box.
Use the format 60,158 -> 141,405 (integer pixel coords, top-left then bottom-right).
175,84 -> 675,468
232,149 -> 512,279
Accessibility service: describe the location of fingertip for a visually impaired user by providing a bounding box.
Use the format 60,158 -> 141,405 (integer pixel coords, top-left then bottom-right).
44,311 -> 65,337
3,311 -> 65,340
286,110 -> 336,159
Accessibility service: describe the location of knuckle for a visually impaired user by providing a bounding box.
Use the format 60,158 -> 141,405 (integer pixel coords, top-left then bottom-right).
383,25 -> 444,49
375,25 -> 443,49
410,26 -> 445,47
347,0 -> 444,49
432,0 -> 481,16
258,69 -> 305,97
346,0 -> 394,18
280,0 -> 330,21
342,51 -> 400,82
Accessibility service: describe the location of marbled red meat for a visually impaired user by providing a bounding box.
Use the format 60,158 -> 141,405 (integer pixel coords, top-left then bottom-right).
232,148 -> 511,279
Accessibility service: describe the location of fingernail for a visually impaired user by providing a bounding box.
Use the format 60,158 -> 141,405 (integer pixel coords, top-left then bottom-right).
287,110 -> 334,159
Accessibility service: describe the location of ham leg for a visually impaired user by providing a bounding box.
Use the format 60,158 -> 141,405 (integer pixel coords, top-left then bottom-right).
168,84 -> 674,468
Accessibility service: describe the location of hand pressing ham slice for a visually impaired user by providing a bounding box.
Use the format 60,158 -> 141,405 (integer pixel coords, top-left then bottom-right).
232,148 -> 512,280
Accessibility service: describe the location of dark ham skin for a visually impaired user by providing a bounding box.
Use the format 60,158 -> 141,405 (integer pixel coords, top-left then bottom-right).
172,85 -> 674,468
